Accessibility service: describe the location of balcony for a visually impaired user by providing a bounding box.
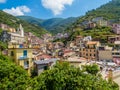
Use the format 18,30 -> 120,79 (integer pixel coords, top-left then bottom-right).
18,56 -> 28,60
8,44 -> 32,49
24,64 -> 29,69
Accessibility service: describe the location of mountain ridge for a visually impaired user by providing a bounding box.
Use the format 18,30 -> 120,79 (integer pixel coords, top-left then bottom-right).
17,16 -> 78,34
0,10 -> 48,37
64,0 -> 120,42
75,0 -> 120,24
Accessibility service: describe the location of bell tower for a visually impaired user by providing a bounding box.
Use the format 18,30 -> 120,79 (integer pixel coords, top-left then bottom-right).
19,24 -> 24,37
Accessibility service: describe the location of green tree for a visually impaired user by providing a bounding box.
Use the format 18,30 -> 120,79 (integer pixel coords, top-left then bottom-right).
82,64 -> 100,75
0,55 -> 30,90
0,41 -> 7,55
31,62 -> 119,90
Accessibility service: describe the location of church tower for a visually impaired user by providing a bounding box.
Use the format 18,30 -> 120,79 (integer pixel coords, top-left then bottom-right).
19,24 -> 24,37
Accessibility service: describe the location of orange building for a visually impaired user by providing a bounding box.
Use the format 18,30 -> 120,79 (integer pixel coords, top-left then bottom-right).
80,41 -> 100,60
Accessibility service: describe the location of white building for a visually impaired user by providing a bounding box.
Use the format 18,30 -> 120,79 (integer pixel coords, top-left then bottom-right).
8,24 -> 25,44
113,24 -> 120,34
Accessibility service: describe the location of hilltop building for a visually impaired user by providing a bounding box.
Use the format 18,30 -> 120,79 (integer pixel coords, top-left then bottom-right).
112,50 -> 120,65
8,24 -> 25,44
112,24 -> 120,34
0,30 -> 11,42
0,23 -> 16,32
92,17 -> 108,26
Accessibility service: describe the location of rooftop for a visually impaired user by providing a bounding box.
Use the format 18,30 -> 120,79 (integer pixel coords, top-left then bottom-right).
86,41 -> 99,45
34,58 -> 59,65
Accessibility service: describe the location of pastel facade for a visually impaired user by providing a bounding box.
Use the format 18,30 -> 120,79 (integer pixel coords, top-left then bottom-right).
64,56 -> 87,68
92,17 -> 108,26
98,20 -> 108,26
113,24 -> 120,34
8,24 -> 25,44
112,50 -> 120,65
108,35 -> 120,43
8,44 -> 33,75
98,46 -> 112,60
80,41 -> 100,60
34,59 -> 58,75
0,23 -> 16,32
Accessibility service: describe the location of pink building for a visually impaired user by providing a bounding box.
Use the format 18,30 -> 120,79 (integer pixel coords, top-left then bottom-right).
113,24 -> 120,34
108,35 -> 120,43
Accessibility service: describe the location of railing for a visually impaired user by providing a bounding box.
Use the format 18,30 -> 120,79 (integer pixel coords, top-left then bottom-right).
24,64 -> 29,69
8,44 -> 32,49
18,56 -> 28,60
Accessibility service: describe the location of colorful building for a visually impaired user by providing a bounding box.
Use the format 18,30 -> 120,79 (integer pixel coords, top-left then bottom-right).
80,41 -> 100,60
8,24 -> 25,44
112,50 -> 120,65
34,58 -> 59,75
112,24 -> 120,34
8,44 -> 33,75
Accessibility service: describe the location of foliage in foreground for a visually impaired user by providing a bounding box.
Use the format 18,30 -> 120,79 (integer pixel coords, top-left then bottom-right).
0,55 -> 30,90
0,55 -> 119,90
31,62 -> 119,90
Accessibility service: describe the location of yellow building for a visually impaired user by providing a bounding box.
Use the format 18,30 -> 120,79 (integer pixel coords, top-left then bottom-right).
80,41 -> 100,60
8,44 -> 33,75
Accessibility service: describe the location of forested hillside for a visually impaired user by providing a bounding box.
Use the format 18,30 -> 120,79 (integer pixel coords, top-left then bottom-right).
0,11 -> 48,37
65,0 -> 120,42
75,0 -> 120,24
18,16 -> 78,34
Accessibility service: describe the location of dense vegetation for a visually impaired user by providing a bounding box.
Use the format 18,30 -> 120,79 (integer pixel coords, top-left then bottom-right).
18,0 -> 120,35
0,55 -> 30,90
67,26 -> 115,43
0,55 -> 119,90
17,16 -> 43,26
31,62 -> 119,90
18,16 -> 78,34
63,0 -> 120,42
76,0 -> 120,24
0,10 -> 48,37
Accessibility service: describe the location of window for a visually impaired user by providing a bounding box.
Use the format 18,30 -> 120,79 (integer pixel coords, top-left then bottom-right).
88,45 -> 89,48
24,61 -> 29,65
116,53 -> 120,55
44,66 -> 48,70
23,50 -> 27,56
24,61 -> 29,68
11,51 -> 14,56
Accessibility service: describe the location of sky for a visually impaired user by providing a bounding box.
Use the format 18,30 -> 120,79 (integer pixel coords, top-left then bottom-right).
0,0 -> 112,19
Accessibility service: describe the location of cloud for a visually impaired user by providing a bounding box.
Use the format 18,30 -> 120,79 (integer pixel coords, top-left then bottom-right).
41,0 -> 74,15
0,0 -> 6,3
3,6 -> 31,16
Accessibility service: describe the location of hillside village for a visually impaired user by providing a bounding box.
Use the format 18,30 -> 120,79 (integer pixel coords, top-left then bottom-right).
1,0 -> 120,89
0,17 -> 120,81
